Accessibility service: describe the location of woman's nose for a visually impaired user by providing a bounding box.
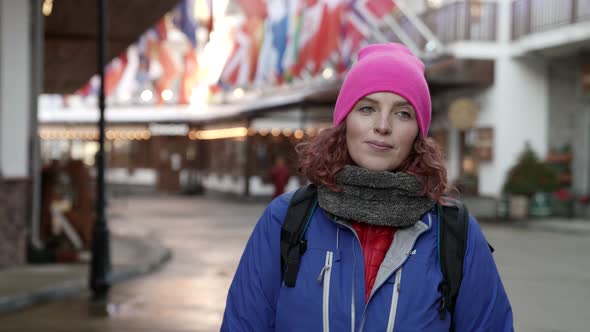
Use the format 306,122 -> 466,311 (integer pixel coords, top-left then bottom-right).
374,117 -> 392,135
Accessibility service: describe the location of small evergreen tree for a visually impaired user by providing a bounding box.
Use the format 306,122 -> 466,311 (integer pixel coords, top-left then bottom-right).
503,143 -> 560,197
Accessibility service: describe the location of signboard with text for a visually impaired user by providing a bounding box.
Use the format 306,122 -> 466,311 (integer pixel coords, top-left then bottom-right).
474,127 -> 494,161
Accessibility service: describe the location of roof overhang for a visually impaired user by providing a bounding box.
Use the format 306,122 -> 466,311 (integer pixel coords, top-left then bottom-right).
38,80 -> 341,124
44,0 -> 179,94
425,56 -> 495,94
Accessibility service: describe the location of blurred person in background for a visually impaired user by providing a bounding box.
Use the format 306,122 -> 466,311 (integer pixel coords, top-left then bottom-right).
222,43 -> 513,331
270,156 -> 290,198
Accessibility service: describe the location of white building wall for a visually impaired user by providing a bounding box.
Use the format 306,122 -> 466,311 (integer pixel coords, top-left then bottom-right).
573,108 -> 590,196
476,56 -> 549,197
0,0 -> 31,178
472,86 -> 496,196
547,63 -> 581,151
547,61 -> 590,196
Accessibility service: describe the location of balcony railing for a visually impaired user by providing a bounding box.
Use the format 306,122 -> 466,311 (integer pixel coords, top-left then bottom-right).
512,0 -> 590,40
390,1 -> 498,51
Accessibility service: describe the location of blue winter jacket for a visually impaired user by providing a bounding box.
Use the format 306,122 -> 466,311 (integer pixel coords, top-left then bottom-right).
222,191 -> 514,331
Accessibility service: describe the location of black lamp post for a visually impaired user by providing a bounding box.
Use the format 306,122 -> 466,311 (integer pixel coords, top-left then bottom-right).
90,0 -> 111,303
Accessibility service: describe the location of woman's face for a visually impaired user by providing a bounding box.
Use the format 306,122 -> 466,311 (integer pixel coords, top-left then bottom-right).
345,92 -> 419,172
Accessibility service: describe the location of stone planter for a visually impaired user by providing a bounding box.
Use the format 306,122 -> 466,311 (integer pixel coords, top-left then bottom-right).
509,195 -> 529,220
529,192 -> 552,217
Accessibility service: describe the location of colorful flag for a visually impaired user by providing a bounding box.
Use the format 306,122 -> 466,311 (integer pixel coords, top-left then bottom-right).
75,74 -> 100,97
237,0 -> 267,18
310,0 -> 345,72
154,42 -> 179,103
281,0 -> 303,81
135,34 -> 152,91
339,0 -> 397,69
220,17 -> 264,86
255,0 -> 288,84
246,17 -> 265,83
220,21 -> 252,86
340,1 -> 370,69
289,0 -> 324,77
148,16 -> 179,103
204,0 -> 214,42
271,7 -> 289,81
179,48 -> 199,104
154,16 -> 169,41
115,45 -> 140,101
363,0 -> 396,19
174,0 -> 198,47
104,53 -> 128,96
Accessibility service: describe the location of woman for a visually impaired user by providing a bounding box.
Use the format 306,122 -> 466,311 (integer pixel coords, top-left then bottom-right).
221,43 -> 513,331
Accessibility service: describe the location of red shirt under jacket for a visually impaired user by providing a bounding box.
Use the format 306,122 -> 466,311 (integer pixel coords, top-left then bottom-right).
352,221 -> 397,302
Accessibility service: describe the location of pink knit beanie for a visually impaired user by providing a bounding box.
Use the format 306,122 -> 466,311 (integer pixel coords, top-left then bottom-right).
334,43 -> 431,137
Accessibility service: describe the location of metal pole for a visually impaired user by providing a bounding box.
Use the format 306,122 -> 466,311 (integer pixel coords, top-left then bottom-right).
243,117 -> 252,197
90,0 -> 111,302
29,0 -> 44,250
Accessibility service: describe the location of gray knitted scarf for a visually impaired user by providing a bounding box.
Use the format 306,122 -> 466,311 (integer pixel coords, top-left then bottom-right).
317,165 -> 435,227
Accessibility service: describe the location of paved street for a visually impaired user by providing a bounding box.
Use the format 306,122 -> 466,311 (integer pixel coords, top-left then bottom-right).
0,196 -> 589,331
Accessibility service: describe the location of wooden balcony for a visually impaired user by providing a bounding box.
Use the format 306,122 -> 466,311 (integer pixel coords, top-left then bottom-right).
512,0 -> 590,40
390,1 -> 498,50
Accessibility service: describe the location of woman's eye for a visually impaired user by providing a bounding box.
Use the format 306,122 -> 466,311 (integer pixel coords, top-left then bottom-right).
397,109 -> 412,119
358,105 -> 375,113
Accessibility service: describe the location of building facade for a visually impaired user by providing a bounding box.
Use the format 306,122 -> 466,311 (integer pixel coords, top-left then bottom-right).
435,0 -> 590,215
37,0 -> 590,218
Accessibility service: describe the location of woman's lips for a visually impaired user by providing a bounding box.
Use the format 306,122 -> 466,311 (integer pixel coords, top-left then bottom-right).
365,141 -> 393,151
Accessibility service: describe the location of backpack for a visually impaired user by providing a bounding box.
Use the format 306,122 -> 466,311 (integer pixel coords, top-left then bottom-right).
280,184 -> 492,326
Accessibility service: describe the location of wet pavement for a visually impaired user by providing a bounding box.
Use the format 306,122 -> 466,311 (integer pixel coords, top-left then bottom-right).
0,195 -> 589,332
0,196 -> 262,332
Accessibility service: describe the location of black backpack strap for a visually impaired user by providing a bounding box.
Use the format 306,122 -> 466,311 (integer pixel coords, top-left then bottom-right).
280,184 -> 318,287
437,199 -> 469,326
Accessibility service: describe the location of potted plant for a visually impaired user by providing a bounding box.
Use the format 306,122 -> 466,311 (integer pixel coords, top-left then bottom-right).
502,143 -> 559,219
545,144 -> 572,164
578,194 -> 590,218
552,188 -> 575,218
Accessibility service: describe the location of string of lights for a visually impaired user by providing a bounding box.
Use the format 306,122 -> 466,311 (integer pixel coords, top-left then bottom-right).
39,127 -> 327,141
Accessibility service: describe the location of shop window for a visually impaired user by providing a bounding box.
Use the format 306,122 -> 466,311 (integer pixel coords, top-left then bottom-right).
456,127 -> 494,196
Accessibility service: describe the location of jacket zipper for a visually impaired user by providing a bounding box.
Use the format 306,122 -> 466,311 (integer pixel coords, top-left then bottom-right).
358,214 -> 432,331
351,237 -> 356,332
386,268 -> 403,332
330,217 -> 360,332
318,250 -> 333,332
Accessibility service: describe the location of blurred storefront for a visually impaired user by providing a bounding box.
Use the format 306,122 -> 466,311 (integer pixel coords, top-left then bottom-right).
38,79 -> 336,197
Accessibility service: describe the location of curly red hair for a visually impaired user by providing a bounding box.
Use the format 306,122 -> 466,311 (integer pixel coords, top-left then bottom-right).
296,123 -> 453,204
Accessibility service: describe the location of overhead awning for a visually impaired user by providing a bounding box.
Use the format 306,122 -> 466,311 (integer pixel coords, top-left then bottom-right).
43,0 -> 179,94
425,56 -> 495,94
